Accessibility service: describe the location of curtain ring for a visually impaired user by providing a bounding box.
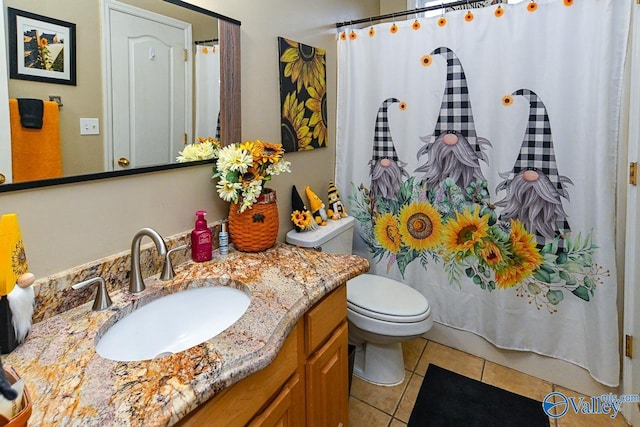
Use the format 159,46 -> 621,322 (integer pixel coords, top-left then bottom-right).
390,13 -> 398,34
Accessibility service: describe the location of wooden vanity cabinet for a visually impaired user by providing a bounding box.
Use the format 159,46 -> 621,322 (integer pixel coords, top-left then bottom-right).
177,284 -> 349,427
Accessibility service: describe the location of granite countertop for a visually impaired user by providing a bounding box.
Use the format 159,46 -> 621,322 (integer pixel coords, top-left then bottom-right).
3,243 -> 369,426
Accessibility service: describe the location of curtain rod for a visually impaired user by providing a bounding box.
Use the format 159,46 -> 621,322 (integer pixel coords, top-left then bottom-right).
336,0 -> 501,29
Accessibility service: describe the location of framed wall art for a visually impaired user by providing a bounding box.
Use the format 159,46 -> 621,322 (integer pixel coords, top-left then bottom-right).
278,37 -> 327,152
8,8 -> 77,86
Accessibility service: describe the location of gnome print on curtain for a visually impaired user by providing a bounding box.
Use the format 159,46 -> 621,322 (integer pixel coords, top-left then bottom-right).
496,90 -> 572,250
369,98 -> 409,212
416,47 -> 491,195
348,47 -> 608,312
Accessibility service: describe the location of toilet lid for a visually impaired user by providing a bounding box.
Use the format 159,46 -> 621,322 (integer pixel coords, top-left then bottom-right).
347,274 -> 430,323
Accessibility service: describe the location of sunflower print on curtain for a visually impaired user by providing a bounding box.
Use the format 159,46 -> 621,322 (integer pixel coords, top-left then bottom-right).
278,37 -> 327,152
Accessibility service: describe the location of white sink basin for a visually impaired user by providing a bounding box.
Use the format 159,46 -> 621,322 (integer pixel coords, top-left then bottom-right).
96,286 -> 250,362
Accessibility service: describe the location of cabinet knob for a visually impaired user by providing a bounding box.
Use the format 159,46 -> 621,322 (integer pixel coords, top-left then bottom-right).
118,157 -> 130,167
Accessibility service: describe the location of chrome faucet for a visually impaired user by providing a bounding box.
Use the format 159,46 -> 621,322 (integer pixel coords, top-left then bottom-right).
72,277 -> 113,311
129,228 -> 168,293
160,244 -> 188,281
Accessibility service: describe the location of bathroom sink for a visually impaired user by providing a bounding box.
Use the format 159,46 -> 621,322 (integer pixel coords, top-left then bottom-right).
96,286 -> 251,362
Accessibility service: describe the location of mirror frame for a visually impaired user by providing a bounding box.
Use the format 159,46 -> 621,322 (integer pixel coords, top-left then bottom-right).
0,0 -> 241,193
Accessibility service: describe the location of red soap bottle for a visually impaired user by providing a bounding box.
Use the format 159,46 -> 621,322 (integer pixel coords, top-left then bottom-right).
191,210 -> 212,262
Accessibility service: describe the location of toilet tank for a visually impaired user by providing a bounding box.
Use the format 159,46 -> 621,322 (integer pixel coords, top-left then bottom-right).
285,216 -> 355,255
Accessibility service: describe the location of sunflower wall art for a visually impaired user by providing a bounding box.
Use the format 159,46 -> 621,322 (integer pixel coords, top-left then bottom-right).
278,37 -> 327,152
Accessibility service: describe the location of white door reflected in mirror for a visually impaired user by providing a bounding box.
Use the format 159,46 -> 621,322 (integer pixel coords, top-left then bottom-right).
105,0 -> 191,171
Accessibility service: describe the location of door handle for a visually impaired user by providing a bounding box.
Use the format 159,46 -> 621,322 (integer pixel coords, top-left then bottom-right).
0,173 -> 5,184
118,157 -> 130,167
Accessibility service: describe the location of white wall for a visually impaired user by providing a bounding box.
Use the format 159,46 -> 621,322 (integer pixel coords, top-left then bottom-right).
0,0 -> 380,277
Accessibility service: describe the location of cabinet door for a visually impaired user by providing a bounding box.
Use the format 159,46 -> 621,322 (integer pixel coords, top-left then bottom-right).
306,321 -> 349,427
248,372 -> 304,427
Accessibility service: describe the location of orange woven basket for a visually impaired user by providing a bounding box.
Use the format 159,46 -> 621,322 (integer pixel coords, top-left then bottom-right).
228,189 -> 279,252
0,368 -> 31,427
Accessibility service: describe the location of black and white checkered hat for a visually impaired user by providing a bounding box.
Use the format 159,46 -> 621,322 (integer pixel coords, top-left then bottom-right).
429,47 -> 481,154
505,89 -> 562,192
372,98 -> 402,162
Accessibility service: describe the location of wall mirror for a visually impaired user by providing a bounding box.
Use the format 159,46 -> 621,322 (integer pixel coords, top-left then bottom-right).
0,0 -> 240,192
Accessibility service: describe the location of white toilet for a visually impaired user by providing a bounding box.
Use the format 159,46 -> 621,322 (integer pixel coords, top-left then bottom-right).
286,216 -> 433,386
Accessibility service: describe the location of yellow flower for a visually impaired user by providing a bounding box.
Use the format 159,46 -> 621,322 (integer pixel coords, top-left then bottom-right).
281,92 -> 312,150
240,166 -> 265,187
374,213 -> 402,254
305,79 -> 328,147
291,210 -> 312,229
494,220 -> 543,289
280,39 -> 326,92
478,240 -> 505,269
442,206 -> 490,254
260,142 -> 285,164
240,140 -> 264,161
398,202 -> 443,251
11,242 -> 28,276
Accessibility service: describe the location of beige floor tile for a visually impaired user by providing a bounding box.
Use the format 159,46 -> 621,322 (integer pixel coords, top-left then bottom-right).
350,370 -> 410,416
394,373 -> 424,423
348,397 -> 392,427
553,386 -> 630,427
402,337 -> 427,372
389,419 -> 407,427
415,341 -> 484,379
482,361 -> 553,401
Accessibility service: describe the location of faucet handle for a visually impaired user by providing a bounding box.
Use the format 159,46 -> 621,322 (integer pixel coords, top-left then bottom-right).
160,244 -> 188,281
72,277 -> 113,311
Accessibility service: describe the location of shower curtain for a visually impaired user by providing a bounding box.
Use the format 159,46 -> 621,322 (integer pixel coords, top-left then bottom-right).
336,0 -> 630,386
195,44 -> 220,140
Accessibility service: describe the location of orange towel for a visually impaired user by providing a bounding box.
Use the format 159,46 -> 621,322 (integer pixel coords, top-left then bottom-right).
9,99 -> 62,182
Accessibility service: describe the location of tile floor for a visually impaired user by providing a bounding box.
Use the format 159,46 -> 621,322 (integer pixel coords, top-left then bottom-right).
348,338 -> 631,427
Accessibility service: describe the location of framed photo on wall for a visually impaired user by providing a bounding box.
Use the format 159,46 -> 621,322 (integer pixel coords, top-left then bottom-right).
8,8 -> 77,86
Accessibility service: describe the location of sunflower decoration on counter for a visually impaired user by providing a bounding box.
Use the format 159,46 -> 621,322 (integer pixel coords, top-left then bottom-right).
291,210 -> 314,231
349,175 -> 607,313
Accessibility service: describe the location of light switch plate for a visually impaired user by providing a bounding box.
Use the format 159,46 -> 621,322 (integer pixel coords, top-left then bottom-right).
80,118 -> 100,135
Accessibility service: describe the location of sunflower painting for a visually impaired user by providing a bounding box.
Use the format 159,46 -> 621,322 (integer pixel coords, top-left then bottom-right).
278,37 -> 327,152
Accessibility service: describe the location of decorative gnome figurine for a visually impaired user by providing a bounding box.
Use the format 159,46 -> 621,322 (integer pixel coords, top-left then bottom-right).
0,214 -> 35,354
326,181 -> 347,220
305,186 -> 328,227
290,186 -> 317,232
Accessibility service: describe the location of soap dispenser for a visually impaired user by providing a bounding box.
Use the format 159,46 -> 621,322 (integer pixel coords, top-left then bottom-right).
191,210 -> 212,262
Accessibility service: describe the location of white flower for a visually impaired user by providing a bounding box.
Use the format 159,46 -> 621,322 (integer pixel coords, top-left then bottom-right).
266,160 -> 291,176
217,179 -> 242,203
240,181 -> 263,212
176,142 -> 216,162
217,145 -> 252,174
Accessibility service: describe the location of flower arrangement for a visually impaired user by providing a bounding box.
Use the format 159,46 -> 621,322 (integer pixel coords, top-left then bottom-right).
212,140 -> 291,212
176,137 -> 220,162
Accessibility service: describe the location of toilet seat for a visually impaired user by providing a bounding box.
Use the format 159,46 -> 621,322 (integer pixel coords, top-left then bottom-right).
347,274 -> 430,323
